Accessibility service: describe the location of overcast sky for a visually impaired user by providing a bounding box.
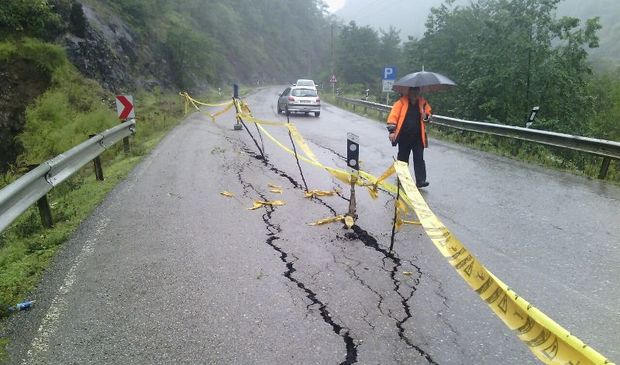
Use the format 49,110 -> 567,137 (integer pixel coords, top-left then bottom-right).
324,0 -> 346,12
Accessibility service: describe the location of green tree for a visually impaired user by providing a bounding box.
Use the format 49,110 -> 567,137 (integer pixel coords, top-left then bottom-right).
410,0 -> 600,135
336,21 -> 382,85
379,27 -> 403,71
0,0 -> 62,40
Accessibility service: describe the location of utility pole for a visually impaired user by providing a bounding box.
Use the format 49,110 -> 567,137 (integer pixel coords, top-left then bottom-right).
331,23 -> 335,80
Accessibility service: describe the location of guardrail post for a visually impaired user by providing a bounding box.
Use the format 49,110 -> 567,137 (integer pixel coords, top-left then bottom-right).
119,119 -> 131,153
598,157 -> 611,179
36,195 -> 53,228
89,134 -> 104,181
123,135 -> 130,154
27,164 -> 53,228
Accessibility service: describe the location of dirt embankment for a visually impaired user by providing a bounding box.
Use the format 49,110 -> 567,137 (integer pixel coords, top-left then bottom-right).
0,60 -> 51,172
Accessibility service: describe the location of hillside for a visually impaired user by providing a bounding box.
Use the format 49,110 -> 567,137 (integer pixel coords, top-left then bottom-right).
0,0 -> 333,172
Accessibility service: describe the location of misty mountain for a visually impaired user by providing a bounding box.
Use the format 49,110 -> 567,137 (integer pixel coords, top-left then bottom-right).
336,0 -> 619,67
335,0 -> 467,39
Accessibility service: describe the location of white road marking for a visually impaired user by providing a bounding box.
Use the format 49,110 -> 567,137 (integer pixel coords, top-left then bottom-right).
22,218 -> 109,364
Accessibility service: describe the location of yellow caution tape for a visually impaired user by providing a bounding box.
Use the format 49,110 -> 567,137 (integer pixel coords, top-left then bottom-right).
182,92 -> 233,107
204,97 -> 612,364
287,124 -> 321,163
309,215 -> 345,226
376,164 -> 396,186
270,188 -> 283,194
255,122 -> 354,185
240,114 -> 288,126
402,219 -> 421,225
304,189 -> 337,198
248,200 -> 286,210
179,92 -> 235,124
208,102 -> 234,122
367,187 -> 379,200
393,161 -> 613,365
268,183 -> 282,189
220,191 -> 235,197
211,96 -> 613,364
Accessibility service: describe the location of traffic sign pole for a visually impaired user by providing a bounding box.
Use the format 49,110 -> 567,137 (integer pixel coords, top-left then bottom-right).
329,74 -> 337,96
382,66 -> 397,106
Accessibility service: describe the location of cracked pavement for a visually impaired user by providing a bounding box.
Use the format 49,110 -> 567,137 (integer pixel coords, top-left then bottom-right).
3,87 -> 619,364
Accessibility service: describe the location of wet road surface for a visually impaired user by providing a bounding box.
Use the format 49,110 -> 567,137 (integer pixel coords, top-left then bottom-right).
3,86 -> 619,364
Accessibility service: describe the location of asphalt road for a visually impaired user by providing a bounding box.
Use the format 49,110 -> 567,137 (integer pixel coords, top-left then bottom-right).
3,86 -> 619,364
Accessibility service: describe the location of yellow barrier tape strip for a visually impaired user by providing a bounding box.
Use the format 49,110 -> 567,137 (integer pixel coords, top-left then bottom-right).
208,102 -> 234,122
393,161 -> 612,365
287,124 -> 321,164
179,92 -> 234,122
228,100 -> 613,364
185,92 -> 233,107
403,219 -> 421,225
365,164 -> 397,199
220,191 -> 234,197
309,215 -> 345,226
222,98 -> 613,364
248,200 -> 286,210
234,105 -> 382,191
304,189 -> 338,198
180,92 -> 206,112
254,123 -> 355,186
235,107 -> 353,187
376,164 -> 396,186
240,113 -> 288,126
187,95 -> 201,111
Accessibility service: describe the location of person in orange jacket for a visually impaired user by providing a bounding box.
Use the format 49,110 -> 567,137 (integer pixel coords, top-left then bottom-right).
387,86 -> 432,188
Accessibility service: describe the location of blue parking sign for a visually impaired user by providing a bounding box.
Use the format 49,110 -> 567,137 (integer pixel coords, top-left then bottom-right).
383,66 -> 397,80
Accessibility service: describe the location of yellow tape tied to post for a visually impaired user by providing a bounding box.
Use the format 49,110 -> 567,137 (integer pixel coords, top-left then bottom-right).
199,97 -> 613,364
393,161 -> 613,365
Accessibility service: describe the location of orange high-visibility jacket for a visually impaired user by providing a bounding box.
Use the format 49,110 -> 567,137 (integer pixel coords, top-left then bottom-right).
387,95 -> 432,147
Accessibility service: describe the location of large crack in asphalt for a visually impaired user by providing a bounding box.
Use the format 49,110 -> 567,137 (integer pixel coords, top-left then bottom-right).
344,226 -> 438,365
233,150 -> 357,364
228,131 -> 436,363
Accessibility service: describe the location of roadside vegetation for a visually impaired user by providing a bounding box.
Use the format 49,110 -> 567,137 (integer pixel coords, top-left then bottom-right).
0,61 -> 185,311
0,85 -> 186,362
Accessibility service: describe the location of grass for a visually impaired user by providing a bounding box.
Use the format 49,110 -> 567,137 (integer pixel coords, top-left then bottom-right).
324,94 -> 619,183
0,90 -> 188,359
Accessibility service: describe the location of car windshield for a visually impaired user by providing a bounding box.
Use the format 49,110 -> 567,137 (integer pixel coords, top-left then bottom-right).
291,88 -> 317,97
296,80 -> 314,86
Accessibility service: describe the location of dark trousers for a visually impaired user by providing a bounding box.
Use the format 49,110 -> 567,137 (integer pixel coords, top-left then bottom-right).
397,134 -> 426,183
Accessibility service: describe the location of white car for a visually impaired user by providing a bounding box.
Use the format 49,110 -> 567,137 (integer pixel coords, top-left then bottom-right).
293,79 -> 317,90
277,86 -> 321,117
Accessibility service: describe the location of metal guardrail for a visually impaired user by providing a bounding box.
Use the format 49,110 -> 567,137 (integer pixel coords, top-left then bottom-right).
336,96 -> 620,178
0,120 -> 136,234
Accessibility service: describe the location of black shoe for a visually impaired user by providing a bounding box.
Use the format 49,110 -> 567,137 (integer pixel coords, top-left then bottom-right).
416,181 -> 429,188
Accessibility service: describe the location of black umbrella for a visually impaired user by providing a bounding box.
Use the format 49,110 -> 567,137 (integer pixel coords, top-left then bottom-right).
393,70 -> 456,93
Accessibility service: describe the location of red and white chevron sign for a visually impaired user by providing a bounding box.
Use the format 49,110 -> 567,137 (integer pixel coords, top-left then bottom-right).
115,95 -> 135,120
